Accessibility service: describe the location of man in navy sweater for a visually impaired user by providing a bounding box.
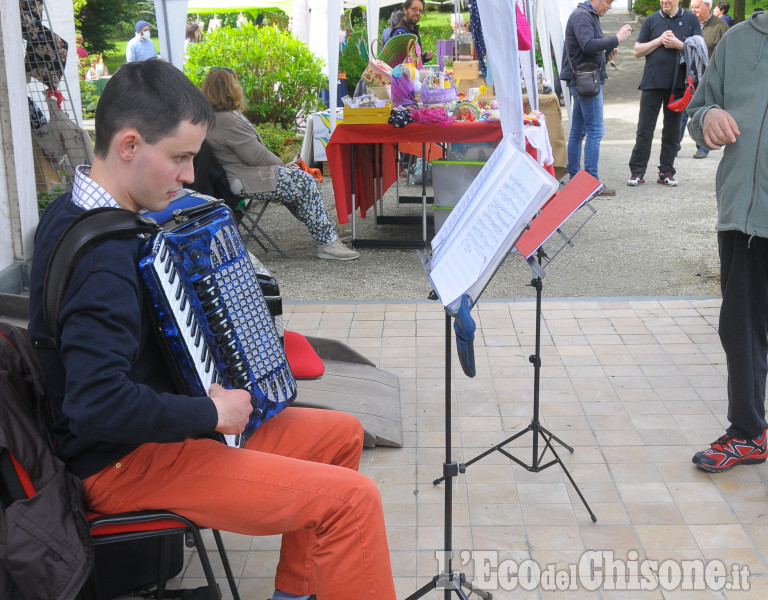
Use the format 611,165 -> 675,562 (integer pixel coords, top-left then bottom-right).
560,0 -> 633,196
27,59 -> 396,600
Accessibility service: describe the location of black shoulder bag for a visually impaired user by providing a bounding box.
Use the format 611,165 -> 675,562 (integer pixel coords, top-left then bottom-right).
564,38 -> 603,97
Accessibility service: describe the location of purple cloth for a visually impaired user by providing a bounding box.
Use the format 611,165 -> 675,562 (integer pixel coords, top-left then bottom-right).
436,39 -> 454,72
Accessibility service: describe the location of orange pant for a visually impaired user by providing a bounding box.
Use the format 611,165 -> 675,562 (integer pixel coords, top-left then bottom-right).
83,407 -> 396,600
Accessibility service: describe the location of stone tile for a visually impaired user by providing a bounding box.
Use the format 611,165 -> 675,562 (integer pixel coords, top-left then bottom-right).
202,298 -> 768,595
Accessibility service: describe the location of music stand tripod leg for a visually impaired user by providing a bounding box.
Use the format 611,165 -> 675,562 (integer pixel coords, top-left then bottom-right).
433,252 -> 598,523
406,311 -> 493,600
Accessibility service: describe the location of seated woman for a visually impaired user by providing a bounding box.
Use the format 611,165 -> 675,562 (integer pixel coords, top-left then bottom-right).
200,68 -> 358,261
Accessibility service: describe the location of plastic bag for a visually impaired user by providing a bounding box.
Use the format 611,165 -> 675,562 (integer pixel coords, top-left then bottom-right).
408,158 -> 432,186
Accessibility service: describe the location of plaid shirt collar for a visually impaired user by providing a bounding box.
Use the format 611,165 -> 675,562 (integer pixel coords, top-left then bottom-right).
70,164 -> 122,211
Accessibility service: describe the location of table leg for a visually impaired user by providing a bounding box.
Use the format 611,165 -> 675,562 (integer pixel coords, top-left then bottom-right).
350,144 -> 356,242
422,142 -> 427,244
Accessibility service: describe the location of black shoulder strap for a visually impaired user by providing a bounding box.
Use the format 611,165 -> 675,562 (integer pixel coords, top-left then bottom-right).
42,207 -> 160,344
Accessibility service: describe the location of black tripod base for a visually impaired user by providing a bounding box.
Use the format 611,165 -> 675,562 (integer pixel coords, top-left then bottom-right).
454,420 -> 598,523
404,571 -> 493,600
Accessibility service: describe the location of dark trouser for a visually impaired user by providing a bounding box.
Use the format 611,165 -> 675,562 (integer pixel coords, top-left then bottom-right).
718,230 -> 768,439
628,88 -> 684,176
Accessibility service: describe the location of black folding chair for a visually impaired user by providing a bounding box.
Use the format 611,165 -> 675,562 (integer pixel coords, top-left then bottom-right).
192,140 -> 286,257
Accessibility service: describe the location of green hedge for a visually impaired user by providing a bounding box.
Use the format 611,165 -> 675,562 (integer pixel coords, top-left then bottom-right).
632,0 -> 661,16
184,23 -> 326,128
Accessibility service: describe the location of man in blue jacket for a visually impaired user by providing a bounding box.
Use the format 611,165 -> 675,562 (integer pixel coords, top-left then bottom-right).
125,20 -> 158,63
688,11 -> 768,472
560,0 -> 633,196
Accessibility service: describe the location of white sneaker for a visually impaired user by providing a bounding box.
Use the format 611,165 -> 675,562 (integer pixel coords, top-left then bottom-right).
334,224 -> 353,242
317,239 -> 359,261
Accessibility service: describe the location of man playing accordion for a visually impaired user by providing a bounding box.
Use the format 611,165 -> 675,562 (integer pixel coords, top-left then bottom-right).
27,59 -> 396,600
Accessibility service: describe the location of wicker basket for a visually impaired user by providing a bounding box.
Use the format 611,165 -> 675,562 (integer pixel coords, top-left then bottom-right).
420,72 -> 457,105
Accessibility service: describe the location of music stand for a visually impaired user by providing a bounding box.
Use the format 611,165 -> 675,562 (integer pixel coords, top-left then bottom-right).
433,197 -> 599,523
414,154 -> 599,597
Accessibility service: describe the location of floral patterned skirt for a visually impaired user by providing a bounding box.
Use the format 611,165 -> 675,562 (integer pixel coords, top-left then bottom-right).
238,166 -> 335,245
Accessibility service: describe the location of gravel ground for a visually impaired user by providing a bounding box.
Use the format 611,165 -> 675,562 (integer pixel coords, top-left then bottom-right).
248,12 -> 722,303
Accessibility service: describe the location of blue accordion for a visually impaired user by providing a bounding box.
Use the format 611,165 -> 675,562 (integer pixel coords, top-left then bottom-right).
139,197 -> 296,447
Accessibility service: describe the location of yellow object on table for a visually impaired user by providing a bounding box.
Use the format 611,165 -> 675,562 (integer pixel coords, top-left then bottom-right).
342,104 -> 392,124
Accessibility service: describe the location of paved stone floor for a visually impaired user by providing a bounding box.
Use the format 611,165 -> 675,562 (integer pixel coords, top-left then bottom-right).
161,296 -> 768,600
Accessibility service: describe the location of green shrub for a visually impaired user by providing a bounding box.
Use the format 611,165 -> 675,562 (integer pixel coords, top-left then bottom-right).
37,186 -> 66,216
185,23 -> 326,128
256,122 -> 302,162
339,20 -> 371,90
633,0 -> 660,16
79,80 -> 100,119
417,15 -> 455,64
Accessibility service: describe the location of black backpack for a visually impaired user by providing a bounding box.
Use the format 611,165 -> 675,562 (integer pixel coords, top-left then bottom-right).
0,322 -> 94,599
0,322 -> 206,600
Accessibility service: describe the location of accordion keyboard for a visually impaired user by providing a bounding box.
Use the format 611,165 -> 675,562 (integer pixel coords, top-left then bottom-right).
155,238 -> 221,394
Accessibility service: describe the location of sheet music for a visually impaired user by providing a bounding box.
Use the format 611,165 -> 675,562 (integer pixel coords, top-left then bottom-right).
426,137 -> 558,313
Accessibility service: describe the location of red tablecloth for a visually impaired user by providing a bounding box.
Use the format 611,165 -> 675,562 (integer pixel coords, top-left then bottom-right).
326,121 -> 503,224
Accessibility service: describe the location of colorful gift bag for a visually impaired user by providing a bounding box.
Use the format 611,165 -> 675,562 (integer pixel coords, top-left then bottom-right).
362,42 -> 393,86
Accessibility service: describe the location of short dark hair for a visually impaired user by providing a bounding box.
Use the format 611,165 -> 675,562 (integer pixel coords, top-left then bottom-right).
94,59 -> 214,158
403,0 -> 424,9
715,0 -> 729,12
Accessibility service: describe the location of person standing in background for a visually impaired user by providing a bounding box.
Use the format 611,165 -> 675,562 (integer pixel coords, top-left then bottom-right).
682,0 -> 728,159
713,1 -> 735,26
382,10 -> 403,44
184,21 -> 202,63
626,0 -> 700,188
560,0 -> 633,196
391,0 -> 435,63
126,20 -> 157,63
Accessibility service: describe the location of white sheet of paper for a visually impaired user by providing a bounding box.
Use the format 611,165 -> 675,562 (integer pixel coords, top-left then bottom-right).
425,138 -> 558,312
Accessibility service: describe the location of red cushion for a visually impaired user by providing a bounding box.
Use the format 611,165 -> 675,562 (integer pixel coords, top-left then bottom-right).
283,331 -> 324,379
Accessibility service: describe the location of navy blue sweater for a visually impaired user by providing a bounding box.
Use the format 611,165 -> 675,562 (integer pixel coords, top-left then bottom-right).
560,2 -> 620,84
28,193 -> 219,479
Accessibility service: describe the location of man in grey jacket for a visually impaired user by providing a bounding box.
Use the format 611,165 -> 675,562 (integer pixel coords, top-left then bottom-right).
687,11 -> 768,472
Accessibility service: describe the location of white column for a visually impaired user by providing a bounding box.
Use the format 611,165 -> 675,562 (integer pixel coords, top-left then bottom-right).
293,0 -> 310,44
47,0 -> 81,121
0,0 -> 38,269
155,0 -> 189,70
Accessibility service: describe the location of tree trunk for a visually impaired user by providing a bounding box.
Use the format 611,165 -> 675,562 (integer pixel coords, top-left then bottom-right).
734,0 -> 745,23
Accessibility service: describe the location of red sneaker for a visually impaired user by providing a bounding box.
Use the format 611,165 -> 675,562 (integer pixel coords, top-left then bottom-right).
692,429 -> 768,472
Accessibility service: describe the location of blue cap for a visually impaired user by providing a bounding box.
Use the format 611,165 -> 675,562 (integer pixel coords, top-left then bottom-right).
135,20 -> 150,32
